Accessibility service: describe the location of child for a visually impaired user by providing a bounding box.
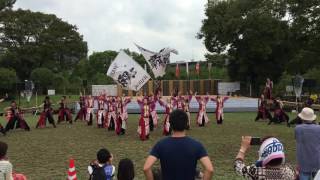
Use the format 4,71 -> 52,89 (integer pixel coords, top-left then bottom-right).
88,148 -> 115,180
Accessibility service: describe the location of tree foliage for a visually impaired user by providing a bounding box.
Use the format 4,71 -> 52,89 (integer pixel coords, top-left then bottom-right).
0,67 -> 17,93
0,9 -> 87,79
0,0 -> 15,11
30,68 -> 54,90
199,0 -> 320,95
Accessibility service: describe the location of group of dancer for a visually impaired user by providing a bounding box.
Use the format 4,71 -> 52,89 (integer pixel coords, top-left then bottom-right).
0,90 -> 230,140
255,78 -> 290,125
136,90 -> 229,140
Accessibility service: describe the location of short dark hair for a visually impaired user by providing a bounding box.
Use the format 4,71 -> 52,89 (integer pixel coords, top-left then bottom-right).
169,109 -> 188,131
117,158 -> 135,180
0,141 -> 8,158
97,148 -> 111,164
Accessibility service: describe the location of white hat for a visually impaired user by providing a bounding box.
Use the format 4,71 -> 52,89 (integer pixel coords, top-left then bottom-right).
258,137 -> 285,167
298,107 -> 317,121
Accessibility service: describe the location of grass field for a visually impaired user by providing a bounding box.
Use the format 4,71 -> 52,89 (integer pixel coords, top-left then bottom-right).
0,111 -> 302,180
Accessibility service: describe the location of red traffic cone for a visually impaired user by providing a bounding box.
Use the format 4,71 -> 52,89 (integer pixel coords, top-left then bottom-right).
67,158 -> 77,180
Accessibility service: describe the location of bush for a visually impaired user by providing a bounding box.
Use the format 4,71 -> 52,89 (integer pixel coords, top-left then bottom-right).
0,68 -> 17,93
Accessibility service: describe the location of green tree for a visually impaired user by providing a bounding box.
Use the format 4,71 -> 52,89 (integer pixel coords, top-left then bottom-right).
0,9 -> 87,79
30,68 -> 54,91
0,0 -> 15,11
0,67 -> 17,93
198,0 -> 292,95
286,0 -> 320,74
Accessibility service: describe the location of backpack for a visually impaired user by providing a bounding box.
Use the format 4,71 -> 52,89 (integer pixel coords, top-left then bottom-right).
90,164 -> 114,180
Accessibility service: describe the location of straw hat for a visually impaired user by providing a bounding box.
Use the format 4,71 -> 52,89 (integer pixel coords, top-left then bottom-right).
298,107 -> 317,121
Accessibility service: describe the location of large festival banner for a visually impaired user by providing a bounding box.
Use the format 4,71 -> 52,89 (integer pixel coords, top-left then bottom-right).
135,43 -> 178,78
107,51 -> 151,91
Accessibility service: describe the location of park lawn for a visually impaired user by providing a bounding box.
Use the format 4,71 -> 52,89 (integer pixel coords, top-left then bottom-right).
0,112 -> 299,180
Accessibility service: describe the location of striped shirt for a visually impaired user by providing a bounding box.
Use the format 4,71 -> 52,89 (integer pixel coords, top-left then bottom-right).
0,160 -> 13,180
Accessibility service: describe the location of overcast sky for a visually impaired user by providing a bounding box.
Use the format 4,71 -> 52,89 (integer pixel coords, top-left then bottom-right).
14,0 -> 208,62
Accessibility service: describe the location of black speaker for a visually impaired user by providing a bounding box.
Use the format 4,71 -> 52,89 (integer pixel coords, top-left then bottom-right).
304,79 -> 316,88
83,80 -> 87,87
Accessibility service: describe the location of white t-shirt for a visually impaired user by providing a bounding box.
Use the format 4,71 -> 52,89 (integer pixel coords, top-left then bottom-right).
0,160 -> 13,180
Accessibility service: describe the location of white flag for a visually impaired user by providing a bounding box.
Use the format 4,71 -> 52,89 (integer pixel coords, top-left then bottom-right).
107,51 -> 151,91
135,43 -> 178,78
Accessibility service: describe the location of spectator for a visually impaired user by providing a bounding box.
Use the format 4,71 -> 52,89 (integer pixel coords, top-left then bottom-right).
234,136 -> 296,179
117,158 -> 134,180
295,107 -> 320,180
88,148 -> 115,180
143,109 -> 214,180
0,141 -> 13,180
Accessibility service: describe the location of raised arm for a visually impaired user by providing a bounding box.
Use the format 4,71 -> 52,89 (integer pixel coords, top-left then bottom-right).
158,98 -> 166,107
124,97 -> 132,106
204,95 -> 210,104
210,96 -> 217,102
136,97 -> 143,106
223,96 -> 230,102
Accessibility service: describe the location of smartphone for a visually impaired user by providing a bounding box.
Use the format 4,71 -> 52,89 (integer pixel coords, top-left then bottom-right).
250,137 -> 261,145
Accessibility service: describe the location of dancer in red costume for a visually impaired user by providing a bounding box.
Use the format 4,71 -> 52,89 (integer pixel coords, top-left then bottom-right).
115,96 -> 131,135
96,95 -> 106,128
195,93 -> 210,127
74,95 -> 86,122
158,97 -> 174,136
36,96 -> 56,128
264,78 -> 273,100
255,94 -> 272,122
211,95 -> 229,124
57,96 -> 72,124
4,101 -> 30,132
85,95 -> 94,126
105,96 -> 117,131
137,96 -> 150,141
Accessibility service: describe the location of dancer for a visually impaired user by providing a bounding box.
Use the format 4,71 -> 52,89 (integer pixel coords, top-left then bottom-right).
116,96 -> 131,135
211,95 -> 229,124
74,95 -> 86,122
158,97 -> 174,136
137,96 -> 150,141
121,95 -> 131,125
85,95 -> 94,126
184,91 -> 193,129
172,92 -> 185,110
195,93 -> 210,126
255,94 -> 272,121
264,78 -> 273,100
269,98 -> 290,125
96,96 -> 106,128
36,96 -> 56,128
57,96 -> 72,124
148,93 -> 159,131
105,96 -> 117,131
5,101 -> 30,132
